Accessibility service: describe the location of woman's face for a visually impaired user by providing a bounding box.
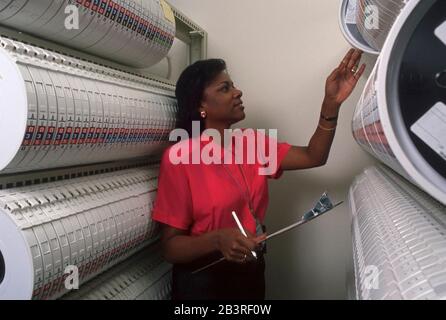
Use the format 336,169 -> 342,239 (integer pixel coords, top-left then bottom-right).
200,70 -> 245,128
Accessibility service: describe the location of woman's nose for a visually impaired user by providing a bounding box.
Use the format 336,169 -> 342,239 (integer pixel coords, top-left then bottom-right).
234,89 -> 243,98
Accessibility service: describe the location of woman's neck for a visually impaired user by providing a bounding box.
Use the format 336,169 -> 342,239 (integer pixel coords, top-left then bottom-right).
204,122 -> 231,141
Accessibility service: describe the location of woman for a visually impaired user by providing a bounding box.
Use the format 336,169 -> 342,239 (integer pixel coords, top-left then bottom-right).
153,49 -> 365,300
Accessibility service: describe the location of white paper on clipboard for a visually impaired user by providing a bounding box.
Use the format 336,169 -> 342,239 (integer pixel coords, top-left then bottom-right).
410,102 -> 446,160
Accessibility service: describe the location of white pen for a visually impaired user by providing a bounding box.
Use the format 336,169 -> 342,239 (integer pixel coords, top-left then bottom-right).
232,211 -> 257,259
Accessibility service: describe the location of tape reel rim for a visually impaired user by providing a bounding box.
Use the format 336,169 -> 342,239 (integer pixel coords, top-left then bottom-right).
339,0 -> 380,55
0,47 -> 28,172
377,0 -> 446,205
0,245 -> 5,285
0,212 -> 34,300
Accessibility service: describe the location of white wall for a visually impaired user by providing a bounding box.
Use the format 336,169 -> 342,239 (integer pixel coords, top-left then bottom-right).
168,0 -> 377,299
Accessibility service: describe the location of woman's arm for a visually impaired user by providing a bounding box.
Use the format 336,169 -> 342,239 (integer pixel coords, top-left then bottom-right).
160,224 -> 266,264
281,99 -> 340,170
281,49 -> 366,170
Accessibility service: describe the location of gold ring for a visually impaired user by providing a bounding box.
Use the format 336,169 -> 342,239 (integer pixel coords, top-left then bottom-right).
351,66 -> 358,73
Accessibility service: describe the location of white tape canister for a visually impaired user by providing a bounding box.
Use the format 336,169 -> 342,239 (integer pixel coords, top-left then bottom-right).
0,46 -> 28,171
0,213 -> 34,300
353,0 -> 446,204
0,39 -> 177,174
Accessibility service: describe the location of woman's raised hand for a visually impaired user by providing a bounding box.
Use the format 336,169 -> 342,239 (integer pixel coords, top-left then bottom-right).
324,48 -> 366,106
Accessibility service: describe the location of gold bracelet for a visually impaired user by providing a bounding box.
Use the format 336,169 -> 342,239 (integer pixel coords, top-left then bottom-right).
320,113 -> 338,122
318,123 -> 337,132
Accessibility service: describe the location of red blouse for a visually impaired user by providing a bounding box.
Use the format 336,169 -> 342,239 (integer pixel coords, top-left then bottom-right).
152,130 -> 291,236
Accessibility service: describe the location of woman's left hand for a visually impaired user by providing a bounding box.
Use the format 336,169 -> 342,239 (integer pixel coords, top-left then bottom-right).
324,48 -> 366,106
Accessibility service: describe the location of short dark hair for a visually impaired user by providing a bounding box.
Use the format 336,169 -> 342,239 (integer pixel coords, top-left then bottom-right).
175,59 -> 227,135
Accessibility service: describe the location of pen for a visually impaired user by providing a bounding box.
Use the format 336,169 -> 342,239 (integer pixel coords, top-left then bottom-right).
232,211 -> 257,259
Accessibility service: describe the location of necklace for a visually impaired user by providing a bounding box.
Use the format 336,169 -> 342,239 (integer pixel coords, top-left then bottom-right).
221,163 -> 266,238
218,136 -> 265,238
222,163 -> 254,213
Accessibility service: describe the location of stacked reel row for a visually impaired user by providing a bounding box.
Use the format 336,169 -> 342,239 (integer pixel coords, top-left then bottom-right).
351,0 -> 446,205
0,37 -> 177,174
62,243 -> 171,300
0,0 -> 181,301
0,0 -> 176,68
346,0 -> 446,300
350,166 -> 446,300
0,166 -> 160,299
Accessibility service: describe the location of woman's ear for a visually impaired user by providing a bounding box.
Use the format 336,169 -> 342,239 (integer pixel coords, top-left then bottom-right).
199,107 -> 207,119
199,99 -> 209,113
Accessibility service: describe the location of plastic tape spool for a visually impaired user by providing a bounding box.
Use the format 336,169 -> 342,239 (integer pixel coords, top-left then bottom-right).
0,0 -> 176,68
352,0 -> 446,205
62,242 -> 172,300
339,0 -> 407,54
356,0 -> 407,52
339,0 -> 379,54
349,166 -> 446,300
0,38 -> 177,174
0,166 -> 159,299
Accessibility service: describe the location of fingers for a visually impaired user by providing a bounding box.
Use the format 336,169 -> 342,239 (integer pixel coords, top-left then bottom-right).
235,237 -> 258,262
337,48 -> 363,69
219,228 -> 263,264
234,254 -> 254,264
254,233 -> 267,244
232,243 -> 252,256
353,63 -> 366,81
224,252 -> 246,263
246,230 -> 266,244
338,48 -> 354,69
236,236 -> 257,252
347,49 -> 362,71
231,252 -> 248,262
226,243 -> 254,264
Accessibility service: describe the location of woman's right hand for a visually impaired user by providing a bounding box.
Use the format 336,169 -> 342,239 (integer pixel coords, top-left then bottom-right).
215,228 -> 266,264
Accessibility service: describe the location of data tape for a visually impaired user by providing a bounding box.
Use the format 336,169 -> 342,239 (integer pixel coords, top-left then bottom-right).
0,0 -> 176,68
0,165 -> 160,299
0,37 -> 177,174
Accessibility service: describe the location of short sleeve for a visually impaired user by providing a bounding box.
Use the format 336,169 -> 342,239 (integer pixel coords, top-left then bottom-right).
256,130 -> 291,179
152,148 -> 193,230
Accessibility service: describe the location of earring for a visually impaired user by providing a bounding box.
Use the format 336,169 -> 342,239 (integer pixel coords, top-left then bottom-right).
200,111 -> 207,119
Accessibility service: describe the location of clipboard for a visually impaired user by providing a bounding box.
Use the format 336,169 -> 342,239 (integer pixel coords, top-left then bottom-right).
192,192 -> 343,274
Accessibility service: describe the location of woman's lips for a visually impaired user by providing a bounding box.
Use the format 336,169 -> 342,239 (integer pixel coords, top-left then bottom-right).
234,101 -> 244,108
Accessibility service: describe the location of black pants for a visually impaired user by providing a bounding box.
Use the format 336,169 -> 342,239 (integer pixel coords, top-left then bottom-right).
172,252 -> 265,300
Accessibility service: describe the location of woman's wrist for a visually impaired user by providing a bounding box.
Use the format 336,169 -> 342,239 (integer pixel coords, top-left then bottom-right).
209,229 -> 222,252
318,98 -> 340,130
321,97 -> 341,118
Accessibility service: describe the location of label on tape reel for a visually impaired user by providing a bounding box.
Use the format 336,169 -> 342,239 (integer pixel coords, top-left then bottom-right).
7,64 -> 38,168
410,102 -> 446,160
434,20 -> 446,46
345,0 -> 357,24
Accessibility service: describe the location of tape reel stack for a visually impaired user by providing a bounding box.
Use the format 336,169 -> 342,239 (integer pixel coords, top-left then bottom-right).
0,0 -> 204,300
341,0 -> 446,299
0,0 -> 175,68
